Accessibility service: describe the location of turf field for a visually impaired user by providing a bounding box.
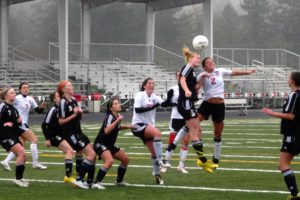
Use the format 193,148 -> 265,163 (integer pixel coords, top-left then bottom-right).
0,117 -> 297,200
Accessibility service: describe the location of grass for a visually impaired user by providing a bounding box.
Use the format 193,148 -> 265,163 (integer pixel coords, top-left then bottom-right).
0,117 -> 296,200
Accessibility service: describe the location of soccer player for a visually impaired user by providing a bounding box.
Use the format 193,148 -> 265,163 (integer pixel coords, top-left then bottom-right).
57,80 -> 96,189
162,72 -> 190,174
41,91 -> 75,184
196,57 -> 256,165
175,46 -> 217,173
1,82 -> 47,170
0,88 -> 28,187
93,96 -> 131,189
131,77 -> 165,184
262,71 -> 300,200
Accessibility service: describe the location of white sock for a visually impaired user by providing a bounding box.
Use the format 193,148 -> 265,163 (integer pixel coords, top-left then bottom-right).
214,140 -> 222,160
152,157 -> 160,175
153,138 -> 163,162
178,147 -> 188,168
173,126 -> 188,144
165,150 -> 173,161
3,152 -> 16,163
30,143 -> 39,165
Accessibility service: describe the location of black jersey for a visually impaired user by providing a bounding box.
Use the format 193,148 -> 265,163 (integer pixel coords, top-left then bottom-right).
0,102 -> 21,137
94,112 -> 120,147
58,97 -> 83,135
280,90 -> 300,136
178,64 -> 198,101
42,104 -> 61,140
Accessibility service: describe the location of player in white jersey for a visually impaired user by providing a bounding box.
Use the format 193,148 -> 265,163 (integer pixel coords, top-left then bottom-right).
131,78 -> 165,185
196,57 -> 256,166
1,82 -> 47,170
161,72 -> 190,174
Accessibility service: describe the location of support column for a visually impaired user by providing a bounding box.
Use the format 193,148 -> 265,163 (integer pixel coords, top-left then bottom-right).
203,0 -> 213,58
0,0 -> 9,67
81,0 -> 91,62
145,4 -> 155,63
57,0 -> 69,80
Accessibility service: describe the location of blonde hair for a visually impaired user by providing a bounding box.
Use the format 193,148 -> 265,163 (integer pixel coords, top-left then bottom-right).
0,88 -> 12,101
182,46 -> 198,63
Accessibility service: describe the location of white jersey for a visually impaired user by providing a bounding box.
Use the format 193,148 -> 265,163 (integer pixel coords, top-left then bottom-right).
13,94 -> 38,124
168,85 -> 183,120
132,91 -> 163,126
197,68 -> 232,101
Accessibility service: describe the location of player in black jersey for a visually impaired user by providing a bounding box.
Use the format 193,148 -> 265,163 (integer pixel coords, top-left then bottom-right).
41,91 -> 75,184
93,96 -> 132,189
57,80 -> 96,189
262,72 -> 300,200
0,88 -> 28,187
176,46 -> 217,173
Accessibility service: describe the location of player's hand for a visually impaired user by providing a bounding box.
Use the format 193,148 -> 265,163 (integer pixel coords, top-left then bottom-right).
17,117 -> 22,123
3,122 -> 13,127
185,90 -> 192,98
45,140 -> 51,147
117,114 -> 124,122
262,107 -> 273,116
40,101 -> 47,109
249,69 -> 256,74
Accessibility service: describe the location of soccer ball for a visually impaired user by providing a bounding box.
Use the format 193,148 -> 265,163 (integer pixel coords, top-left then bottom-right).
192,35 -> 208,51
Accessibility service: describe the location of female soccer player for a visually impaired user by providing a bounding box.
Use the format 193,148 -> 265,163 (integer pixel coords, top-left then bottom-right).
57,80 -> 96,189
93,96 -> 131,189
0,88 -> 28,187
196,57 -> 256,165
1,82 -> 47,170
41,91 -> 75,184
131,77 -> 165,184
162,72 -> 190,174
262,72 -> 300,200
176,46 -> 217,173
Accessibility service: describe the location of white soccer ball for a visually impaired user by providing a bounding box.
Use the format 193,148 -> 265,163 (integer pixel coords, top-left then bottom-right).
192,35 -> 208,51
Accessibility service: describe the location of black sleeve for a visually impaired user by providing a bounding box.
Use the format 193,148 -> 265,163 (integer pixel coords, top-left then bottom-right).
34,107 -> 44,114
161,89 -> 177,107
135,103 -> 159,113
41,123 -> 51,140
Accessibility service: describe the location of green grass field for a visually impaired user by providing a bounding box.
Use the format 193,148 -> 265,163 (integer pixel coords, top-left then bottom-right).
0,118 -> 297,200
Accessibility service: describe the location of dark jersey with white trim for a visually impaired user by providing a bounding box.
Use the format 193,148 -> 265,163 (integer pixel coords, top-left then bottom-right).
42,104 -> 61,140
280,90 -> 300,135
178,64 -> 198,101
58,97 -> 83,135
0,103 -> 21,137
94,112 -> 120,147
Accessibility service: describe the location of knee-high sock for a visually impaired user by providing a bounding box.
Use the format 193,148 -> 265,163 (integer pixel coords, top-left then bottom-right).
116,164 -> 127,183
30,143 -> 39,165
3,152 -> 16,163
173,126 -> 188,145
282,169 -> 299,196
95,167 -> 107,183
153,138 -> 163,162
178,145 -> 188,168
213,138 -> 222,160
191,140 -> 207,163
16,164 -> 25,180
65,159 -> 73,177
152,156 -> 160,175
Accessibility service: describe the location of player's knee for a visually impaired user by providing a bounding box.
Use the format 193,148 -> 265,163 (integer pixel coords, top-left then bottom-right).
122,157 -> 129,166
106,158 -> 114,168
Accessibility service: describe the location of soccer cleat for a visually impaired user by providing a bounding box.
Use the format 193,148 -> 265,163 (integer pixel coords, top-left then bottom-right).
196,160 -> 218,174
13,179 -> 29,187
155,174 -> 164,185
287,193 -> 300,200
160,166 -> 168,173
177,166 -> 189,174
73,180 -> 89,189
64,176 -> 76,184
32,163 -> 47,170
212,156 -> 220,166
1,161 -> 12,171
115,181 -> 127,186
92,182 -> 106,190
163,160 -> 171,168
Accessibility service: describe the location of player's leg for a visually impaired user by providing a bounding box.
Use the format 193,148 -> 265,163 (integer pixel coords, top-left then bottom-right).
177,134 -> 189,174
93,150 -> 113,189
144,125 -> 164,166
113,149 -> 129,185
58,140 -> 75,184
10,143 -> 28,187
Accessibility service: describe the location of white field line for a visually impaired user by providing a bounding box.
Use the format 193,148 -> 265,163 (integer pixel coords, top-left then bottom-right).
0,177 -> 289,195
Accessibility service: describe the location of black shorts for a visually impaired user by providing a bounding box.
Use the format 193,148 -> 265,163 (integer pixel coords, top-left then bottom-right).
280,134 -> 300,155
197,101 -> 225,122
132,123 -> 148,144
170,118 -> 185,132
94,142 -> 120,160
177,99 -> 197,120
64,133 -> 90,151
0,127 -> 22,151
49,135 -> 64,147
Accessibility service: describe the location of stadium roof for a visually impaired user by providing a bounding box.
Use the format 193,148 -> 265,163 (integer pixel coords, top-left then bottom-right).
9,0 -> 205,11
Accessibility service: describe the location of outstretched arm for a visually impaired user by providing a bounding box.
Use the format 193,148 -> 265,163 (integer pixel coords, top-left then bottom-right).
231,69 -> 256,76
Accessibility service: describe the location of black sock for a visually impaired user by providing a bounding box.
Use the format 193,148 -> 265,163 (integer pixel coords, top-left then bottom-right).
192,141 -> 207,163
77,159 -> 94,182
87,164 -> 95,185
75,155 -> 83,174
65,159 -> 73,177
117,165 -> 127,183
96,167 -> 107,183
16,164 -> 25,180
282,169 -> 299,196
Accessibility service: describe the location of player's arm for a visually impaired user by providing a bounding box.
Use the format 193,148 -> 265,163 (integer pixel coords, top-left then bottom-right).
231,69 -> 256,76
262,108 -> 295,120
161,89 -> 176,107
58,107 -> 80,125
104,115 -> 123,134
